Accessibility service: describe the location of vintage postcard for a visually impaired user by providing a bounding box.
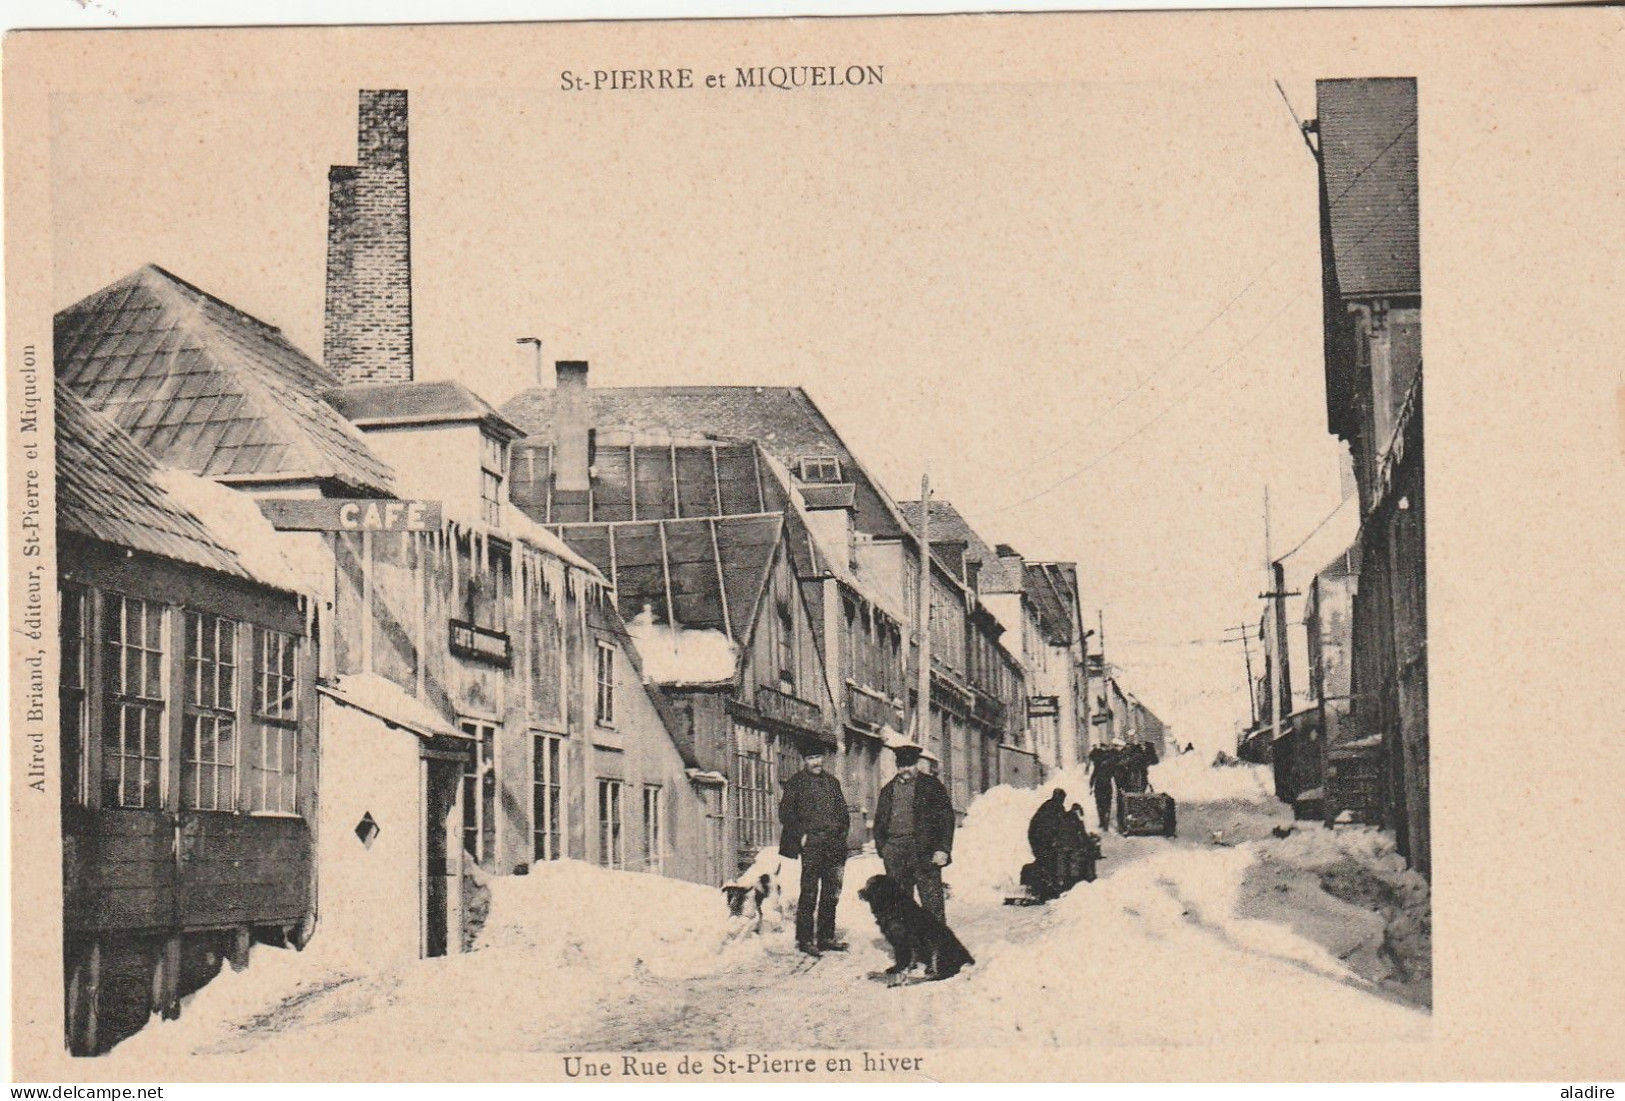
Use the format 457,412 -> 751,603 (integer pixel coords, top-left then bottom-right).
6,9 -> 1622,1085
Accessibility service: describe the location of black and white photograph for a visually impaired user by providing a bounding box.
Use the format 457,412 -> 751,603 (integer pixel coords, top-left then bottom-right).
5,9 -> 1622,1086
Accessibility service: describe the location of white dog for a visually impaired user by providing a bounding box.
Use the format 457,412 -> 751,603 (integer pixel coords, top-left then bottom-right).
721,851 -> 788,939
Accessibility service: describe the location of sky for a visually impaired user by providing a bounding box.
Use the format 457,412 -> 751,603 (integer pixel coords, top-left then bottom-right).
49,71 -> 1358,751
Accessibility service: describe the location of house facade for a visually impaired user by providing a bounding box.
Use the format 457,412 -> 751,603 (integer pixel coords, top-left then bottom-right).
502,377 -> 1035,843
55,265 -> 710,979
1315,77 -> 1428,873
55,385 -> 319,1055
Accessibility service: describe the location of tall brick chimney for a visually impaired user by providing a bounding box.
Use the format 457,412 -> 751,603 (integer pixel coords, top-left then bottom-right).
325,89 -> 413,383
554,361 -> 591,493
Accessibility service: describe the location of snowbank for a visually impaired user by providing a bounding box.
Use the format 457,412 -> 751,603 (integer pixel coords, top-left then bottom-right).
478,859 -> 727,980
625,607 -> 738,686
154,470 -> 330,598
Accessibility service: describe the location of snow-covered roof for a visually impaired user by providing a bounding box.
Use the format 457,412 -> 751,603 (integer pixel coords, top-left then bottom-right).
55,383 -> 251,582
318,673 -> 469,742
154,468 -> 330,598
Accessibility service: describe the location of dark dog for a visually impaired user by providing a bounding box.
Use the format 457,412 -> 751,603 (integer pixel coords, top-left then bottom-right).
857,874 -> 974,984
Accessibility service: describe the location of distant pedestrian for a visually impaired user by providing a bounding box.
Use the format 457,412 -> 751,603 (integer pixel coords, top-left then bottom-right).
778,745 -> 851,957
1087,743 -> 1120,831
873,744 -> 956,925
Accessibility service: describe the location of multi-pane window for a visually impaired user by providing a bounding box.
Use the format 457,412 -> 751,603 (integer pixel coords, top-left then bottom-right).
102,596 -> 166,809
182,613 -> 237,811
248,724 -> 299,815
532,732 -> 565,863
798,456 -> 842,484
597,779 -> 624,869
461,721 -> 497,864
60,588 -> 89,806
480,434 -> 505,526
733,725 -> 777,857
247,627 -> 299,814
776,598 -> 796,692
254,628 -> 298,722
250,639 -> 299,813
595,642 -> 615,727
642,785 -> 664,875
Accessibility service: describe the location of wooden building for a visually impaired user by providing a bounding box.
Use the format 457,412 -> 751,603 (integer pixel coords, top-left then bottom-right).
56,267 -> 711,979
502,372 -> 1033,845
1314,78 -> 1428,873
56,385 -> 319,1055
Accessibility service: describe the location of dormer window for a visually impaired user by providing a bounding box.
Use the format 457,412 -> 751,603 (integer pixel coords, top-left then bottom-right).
480,433 -> 506,526
798,456 -> 842,484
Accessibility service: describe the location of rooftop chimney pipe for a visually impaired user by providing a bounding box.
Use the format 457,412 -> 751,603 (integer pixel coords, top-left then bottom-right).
555,361 -> 591,494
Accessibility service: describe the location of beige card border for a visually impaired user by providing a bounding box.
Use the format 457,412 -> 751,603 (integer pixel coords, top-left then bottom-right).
8,10 -> 1625,1083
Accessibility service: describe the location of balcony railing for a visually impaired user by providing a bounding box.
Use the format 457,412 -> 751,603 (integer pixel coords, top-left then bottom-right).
846,683 -> 903,730
754,684 -> 824,733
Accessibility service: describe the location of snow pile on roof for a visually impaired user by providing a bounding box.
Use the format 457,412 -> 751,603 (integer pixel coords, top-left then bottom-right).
153,469 -> 331,598
625,607 -> 738,686
320,673 -> 459,740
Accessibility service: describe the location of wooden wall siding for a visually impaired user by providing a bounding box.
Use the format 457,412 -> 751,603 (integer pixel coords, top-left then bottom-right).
176,814 -> 311,928
63,809 -> 174,932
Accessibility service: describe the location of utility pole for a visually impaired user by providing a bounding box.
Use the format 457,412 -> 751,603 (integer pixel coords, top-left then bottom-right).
1260,488 -> 1301,744
1097,608 -> 1112,744
1221,624 -> 1259,727
913,475 -> 933,754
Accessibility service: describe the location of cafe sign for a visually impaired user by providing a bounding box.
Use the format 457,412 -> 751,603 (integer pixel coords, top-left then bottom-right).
259,498 -> 442,532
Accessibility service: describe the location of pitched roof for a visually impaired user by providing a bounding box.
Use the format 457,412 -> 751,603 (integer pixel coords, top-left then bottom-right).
56,382 -> 251,581
511,437 -> 786,525
551,514 -> 784,649
55,265 -> 394,494
898,498 -> 1025,594
1316,78 -> 1420,299
325,380 -> 525,441
499,386 -> 907,539
1024,562 -> 1081,647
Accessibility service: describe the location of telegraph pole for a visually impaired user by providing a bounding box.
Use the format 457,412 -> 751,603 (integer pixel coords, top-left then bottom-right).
913,475 -> 933,751
1260,488 -> 1301,744
1221,624 -> 1259,727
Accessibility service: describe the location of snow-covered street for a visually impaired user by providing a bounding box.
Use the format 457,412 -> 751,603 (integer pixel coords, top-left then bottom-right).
109,755 -> 1429,1062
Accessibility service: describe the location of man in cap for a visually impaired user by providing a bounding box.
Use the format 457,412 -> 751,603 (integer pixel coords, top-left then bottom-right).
872,743 -> 956,924
778,743 -> 851,956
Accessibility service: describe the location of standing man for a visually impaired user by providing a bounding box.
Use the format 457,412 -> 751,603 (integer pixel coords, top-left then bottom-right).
1087,741 -> 1119,833
778,744 -> 850,957
873,744 -> 956,925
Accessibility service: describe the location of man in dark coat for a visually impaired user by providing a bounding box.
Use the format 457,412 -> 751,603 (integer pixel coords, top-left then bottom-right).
778,745 -> 851,957
1087,743 -> 1120,832
1026,788 -> 1070,896
873,744 -> 956,925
